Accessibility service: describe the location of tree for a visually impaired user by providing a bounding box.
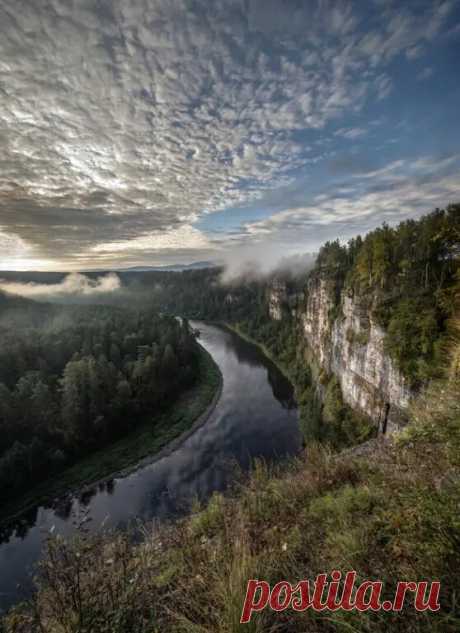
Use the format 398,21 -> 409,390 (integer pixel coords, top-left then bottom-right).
371,224 -> 393,289
61,359 -> 90,446
162,344 -> 178,379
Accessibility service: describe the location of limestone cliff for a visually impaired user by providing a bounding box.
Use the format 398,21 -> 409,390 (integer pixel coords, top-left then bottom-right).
267,278 -> 301,321
273,273 -> 414,433
268,279 -> 288,321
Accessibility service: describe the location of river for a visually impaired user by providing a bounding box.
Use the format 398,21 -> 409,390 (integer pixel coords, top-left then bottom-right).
0,322 -> 302,613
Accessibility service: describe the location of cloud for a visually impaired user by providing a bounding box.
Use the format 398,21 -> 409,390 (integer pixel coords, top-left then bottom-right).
334,127 -> 367,140
417,66 -> 434,81
91,225 -> 214,254
406,45 -> 423,60
235,154 -> 460,251
0,273 -> 121,299
375,74 -> 393,100
0,0 -> 456,269
220,249 -> 316,283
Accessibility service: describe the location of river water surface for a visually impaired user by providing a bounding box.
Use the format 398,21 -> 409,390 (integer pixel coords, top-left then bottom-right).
0,322 -> 302,613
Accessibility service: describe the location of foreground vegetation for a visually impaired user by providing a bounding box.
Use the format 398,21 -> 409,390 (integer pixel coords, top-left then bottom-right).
4,320 -> 459,632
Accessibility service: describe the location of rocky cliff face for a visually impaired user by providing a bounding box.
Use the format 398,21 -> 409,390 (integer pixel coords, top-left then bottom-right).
268,279 -> 288,321
267,278 -> 302,321
295,274 -> 413,433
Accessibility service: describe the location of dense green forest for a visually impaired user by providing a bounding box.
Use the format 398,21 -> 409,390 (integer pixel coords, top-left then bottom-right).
314,204 -> 460,385
0,295 -> 203,509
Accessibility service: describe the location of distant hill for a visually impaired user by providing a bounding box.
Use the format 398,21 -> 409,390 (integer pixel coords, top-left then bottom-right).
114,261 -> 219,273
0,289 -> 36,309
0,289 -> 57,329
0,262 -> 220,284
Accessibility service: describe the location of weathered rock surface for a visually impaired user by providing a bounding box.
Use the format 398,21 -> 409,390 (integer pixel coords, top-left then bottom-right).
284,274 -> 413,433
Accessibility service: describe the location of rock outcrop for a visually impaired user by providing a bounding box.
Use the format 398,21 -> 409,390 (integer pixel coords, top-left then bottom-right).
286,274 -> 413,433
268,279 -> 288,321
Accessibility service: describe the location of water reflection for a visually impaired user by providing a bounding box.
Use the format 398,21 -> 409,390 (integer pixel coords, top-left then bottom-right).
219,328 -> 296,409
0,322 -> 301,612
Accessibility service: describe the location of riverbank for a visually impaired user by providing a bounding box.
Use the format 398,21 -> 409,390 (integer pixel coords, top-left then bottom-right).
0,344 -> 222,532
222,322 -> 294,382
223,319 -> 376,448
221,321 -> 315,441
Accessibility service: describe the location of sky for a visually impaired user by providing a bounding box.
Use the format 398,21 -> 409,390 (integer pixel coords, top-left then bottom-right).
0,0 -> 459,271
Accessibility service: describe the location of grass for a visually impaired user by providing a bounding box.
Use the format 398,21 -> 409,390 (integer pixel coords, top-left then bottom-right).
3,327 -> 460,632
0,345 -> 222,532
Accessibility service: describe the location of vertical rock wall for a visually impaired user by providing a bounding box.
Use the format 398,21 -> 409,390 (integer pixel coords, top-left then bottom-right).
272,274 -> 413,432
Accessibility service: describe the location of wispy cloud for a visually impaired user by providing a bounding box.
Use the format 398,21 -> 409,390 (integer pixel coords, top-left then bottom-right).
235,154 -> 460,251
375,74 -> 393,100
406,45 -> 424,60
334,127 -> 368,140
417,66 -> 434,80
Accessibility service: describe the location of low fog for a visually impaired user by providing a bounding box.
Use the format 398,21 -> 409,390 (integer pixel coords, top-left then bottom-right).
0,250 -> 317,306
0,273 -> 121,300
219,249 -> 316,284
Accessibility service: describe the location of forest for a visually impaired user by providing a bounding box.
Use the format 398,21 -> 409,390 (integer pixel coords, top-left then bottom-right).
0,296 -> 202,509
313,204 -> 460,385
